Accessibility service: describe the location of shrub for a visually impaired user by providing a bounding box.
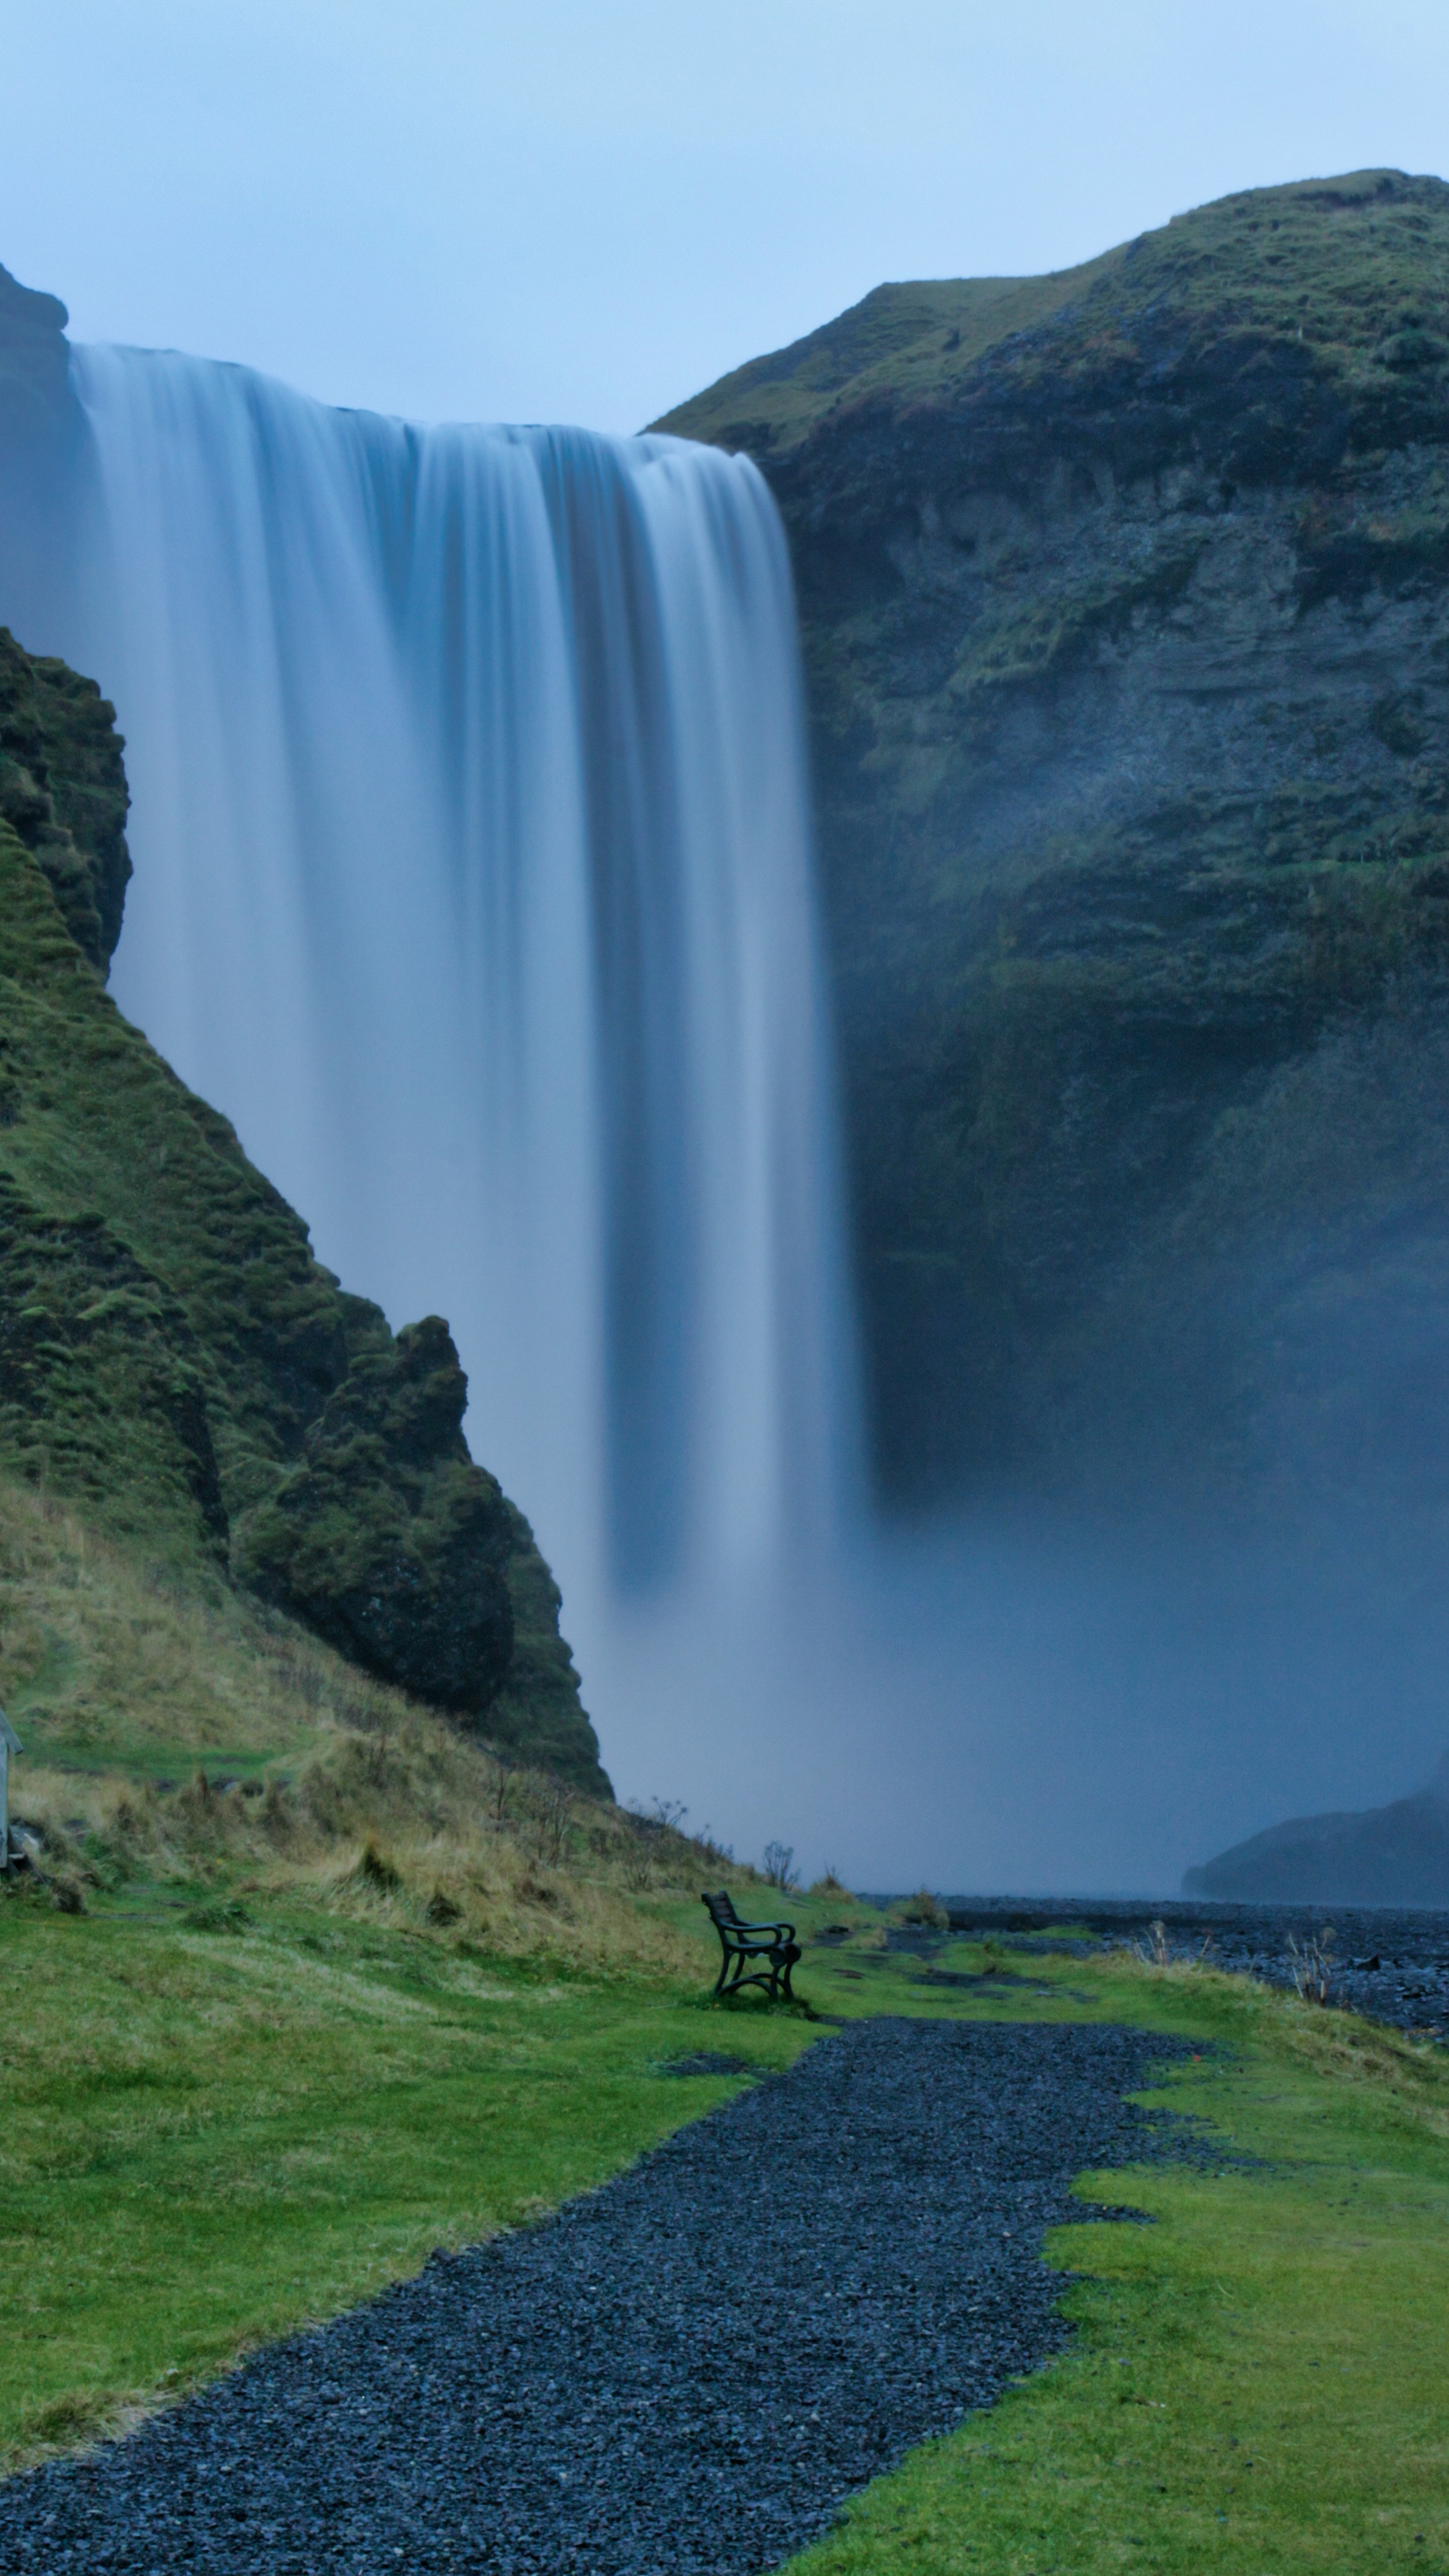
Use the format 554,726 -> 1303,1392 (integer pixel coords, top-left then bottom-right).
900,1888 -> 949,1931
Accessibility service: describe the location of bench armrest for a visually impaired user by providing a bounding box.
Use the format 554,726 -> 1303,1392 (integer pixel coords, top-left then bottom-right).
731,1917 -> 796,1940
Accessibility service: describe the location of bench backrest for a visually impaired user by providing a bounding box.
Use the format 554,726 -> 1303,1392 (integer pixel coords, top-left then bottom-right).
702,1890 -> 744,1931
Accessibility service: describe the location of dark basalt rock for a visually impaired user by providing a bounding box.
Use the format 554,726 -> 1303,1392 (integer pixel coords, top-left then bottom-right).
0,264 -> 95,656
0,623 -> 131,969
0,264 -> 71,439
237,1317 -> 516,1717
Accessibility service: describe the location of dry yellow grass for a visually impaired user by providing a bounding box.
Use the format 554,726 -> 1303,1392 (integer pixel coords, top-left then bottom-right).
0,1468 -> 749,1974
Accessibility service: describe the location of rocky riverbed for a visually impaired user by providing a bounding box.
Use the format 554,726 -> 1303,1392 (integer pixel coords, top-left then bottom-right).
927,1898 -> 1449,2041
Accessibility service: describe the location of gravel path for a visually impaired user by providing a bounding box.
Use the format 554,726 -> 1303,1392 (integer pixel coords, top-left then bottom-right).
5,2018 -> 1199,2576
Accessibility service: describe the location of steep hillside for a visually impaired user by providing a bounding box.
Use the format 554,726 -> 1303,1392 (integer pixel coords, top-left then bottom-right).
659,170 -> 1449,1525
0,642 -> 605,1789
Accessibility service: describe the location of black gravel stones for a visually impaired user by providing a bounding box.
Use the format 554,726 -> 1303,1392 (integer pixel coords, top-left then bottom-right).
938,1898 -> 1449,2041
5,2018 -> 1200,2576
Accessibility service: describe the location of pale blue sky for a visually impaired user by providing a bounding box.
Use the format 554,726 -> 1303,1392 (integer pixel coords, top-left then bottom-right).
6,1 -> 1449,431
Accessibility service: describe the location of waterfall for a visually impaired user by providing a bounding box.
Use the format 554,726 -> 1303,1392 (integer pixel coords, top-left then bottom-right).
16,339 -> 1426,1892
18,329 -> 1427,1892
55,344 -> 859,1708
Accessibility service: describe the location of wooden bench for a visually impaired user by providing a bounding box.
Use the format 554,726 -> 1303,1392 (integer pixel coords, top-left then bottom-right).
701,1890 -> 801,2002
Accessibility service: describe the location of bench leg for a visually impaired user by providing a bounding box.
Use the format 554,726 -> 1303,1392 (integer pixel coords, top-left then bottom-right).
718,1947 -> 764,1996
712,1945 -> 796,2002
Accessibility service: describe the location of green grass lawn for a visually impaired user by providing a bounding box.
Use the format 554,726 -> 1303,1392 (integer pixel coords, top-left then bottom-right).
5,1888 -> 1449,2576
0,1884 -> 816,2467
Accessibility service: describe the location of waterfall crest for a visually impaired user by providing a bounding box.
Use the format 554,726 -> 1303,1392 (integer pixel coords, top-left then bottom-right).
62,345 -> 859,1646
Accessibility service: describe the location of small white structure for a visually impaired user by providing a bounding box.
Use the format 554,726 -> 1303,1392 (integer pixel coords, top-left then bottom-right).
0,1709 -> 19,1873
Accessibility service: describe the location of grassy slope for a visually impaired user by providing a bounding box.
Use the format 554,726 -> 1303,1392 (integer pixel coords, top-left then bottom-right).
654,168 -> 1444,456
0,1464 -> 780,2461
0,1472 -> 678,1958
652,255 -> 1123,451
0,1472 -> 327,1783
0,814 -> 606,1784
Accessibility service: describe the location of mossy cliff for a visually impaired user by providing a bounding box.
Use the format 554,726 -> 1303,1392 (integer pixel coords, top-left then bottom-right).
0,659 -> 606,1790
0,625 -> 130,969
660,170 -> 1449,1525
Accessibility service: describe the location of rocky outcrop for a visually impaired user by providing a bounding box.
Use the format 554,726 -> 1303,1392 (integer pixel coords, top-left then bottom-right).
0,636 -> 607,1792
0,625 -> 131,968
0,265 -> 72,447
659,171 -> 1449,1530
1185,1754 -> 1449,1903
0,267 -> 91,652
237,1316 -> 517,1715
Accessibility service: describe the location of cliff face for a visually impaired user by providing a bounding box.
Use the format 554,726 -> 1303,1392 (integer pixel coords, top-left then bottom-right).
0,637 -> 606,1790
0,268 -> 91,651
659,171 -> 1449,1527
0,626 -> 130,968
0,265 -> 72,445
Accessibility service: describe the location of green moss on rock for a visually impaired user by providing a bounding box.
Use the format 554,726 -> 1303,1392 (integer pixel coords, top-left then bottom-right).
237,1316 -> 516,1717
0,1169 -> 225,1554
0,627 -> 131,969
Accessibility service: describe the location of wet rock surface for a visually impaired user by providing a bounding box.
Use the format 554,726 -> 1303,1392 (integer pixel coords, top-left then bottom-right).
933,1897 -> 1449,2041
5,2017 -> 1199,2576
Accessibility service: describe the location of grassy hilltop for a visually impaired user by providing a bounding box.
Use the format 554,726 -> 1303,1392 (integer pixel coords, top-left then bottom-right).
659,171 -> 1449,1533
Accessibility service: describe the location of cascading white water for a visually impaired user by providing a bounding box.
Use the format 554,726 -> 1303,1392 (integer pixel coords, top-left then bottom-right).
60,345 -> 859,1705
